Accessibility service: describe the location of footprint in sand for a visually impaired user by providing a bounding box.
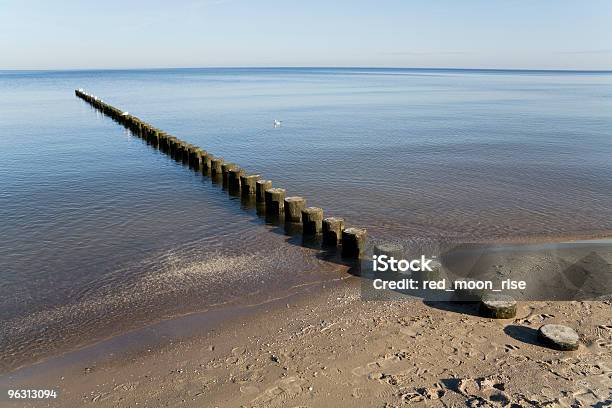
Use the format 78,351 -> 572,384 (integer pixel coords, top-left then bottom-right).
351,349 -> 411,377
571,387 -> 609,407
516,311 -> 555,325
504,344 -> 520,352
568,362 -> 612,404
401,384 -> 446,403
251,376 -> 306,406
399,327 -> 418,338
351,387 -> 365,399
232,346 -> 247,355
240,385 -> 260,395
456,376 -> 511,406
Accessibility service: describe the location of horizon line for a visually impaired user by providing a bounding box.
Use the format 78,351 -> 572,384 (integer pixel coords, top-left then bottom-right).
1,66 -> 612,73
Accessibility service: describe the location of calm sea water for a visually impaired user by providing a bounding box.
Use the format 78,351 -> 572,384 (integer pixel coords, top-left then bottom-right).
1,67 -> 611,371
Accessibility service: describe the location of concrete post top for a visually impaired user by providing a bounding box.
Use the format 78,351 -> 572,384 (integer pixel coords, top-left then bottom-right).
303,207 -> 323,215
285,196 -> 305,202
256,179 -> 271,185
302,207 -> 323,220
242,174 -> 261,180
373,242 -> 403,254
481,293 -> 516,307
228,168 -> 244,176
221,163 -> 236,172
343,227 -> 367,236
539,324 -> 579,348
266,188 -> 286,194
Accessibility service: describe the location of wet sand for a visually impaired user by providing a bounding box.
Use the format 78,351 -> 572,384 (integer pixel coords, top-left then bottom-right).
2,248 -> 611,407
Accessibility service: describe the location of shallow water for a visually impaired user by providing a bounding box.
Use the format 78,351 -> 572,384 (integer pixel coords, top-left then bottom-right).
1,68 -> 611,372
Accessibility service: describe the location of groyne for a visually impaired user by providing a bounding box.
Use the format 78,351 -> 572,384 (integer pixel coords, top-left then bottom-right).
74,89 -> 597,347
75,89 -> 366,258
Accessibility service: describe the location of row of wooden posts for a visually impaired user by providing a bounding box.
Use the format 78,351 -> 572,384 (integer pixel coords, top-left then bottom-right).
74,90 -> 593,342
75,89 -> 368,258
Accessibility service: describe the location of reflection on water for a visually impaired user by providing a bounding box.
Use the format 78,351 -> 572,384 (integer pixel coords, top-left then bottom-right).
1,68 -> 611,372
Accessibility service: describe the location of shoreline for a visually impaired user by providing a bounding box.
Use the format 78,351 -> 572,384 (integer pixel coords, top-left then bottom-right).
0,269 -> 351,376
1,235 -> 610,376
0,278 -> 352,389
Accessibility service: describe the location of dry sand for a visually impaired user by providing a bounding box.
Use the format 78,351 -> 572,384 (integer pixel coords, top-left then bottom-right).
5,277 -> 610,408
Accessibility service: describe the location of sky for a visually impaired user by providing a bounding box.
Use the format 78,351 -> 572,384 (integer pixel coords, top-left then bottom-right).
1,0 -> 611,70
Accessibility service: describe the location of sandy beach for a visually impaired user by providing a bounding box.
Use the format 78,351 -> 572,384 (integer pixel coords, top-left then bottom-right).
3,270 -> 610,408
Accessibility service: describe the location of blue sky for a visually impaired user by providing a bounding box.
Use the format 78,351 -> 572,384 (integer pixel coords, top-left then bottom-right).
1,0 -> 611,70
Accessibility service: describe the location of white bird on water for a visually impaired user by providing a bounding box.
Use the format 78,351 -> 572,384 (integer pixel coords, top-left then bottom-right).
273,119 -> 282,128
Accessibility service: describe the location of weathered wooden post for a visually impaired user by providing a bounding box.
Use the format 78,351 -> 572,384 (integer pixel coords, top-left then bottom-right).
166,137 -> 176,155
342,227 -> 367,258
240,174 -> 261,196
302,207 -> 324,236
158,132 -> 169,152
265,188 -> 286,215
182,144 -> 194,164
256,180 -> 272,202
200,153 -> 212,173
210,157 -> 224,175
284,197 -> 306,222
169,139 -> 180,159
177,143 -> 188,163
195,149 -> 207,170
150,129 -> 160,147
228,167 -> 244,190
322,217 -> 345,246
221,162 -> 236,183
188,147 -> 202,168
